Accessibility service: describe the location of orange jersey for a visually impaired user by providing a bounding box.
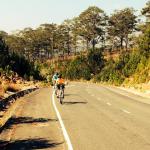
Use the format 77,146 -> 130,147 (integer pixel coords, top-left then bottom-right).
56,78 -> 65,84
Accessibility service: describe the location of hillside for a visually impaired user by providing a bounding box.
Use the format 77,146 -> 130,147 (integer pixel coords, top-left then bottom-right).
0,2 -> 150,95
0,73 -> 38,99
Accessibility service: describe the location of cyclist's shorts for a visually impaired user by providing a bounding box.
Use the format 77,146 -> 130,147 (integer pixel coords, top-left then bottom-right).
57,84 -> 65,90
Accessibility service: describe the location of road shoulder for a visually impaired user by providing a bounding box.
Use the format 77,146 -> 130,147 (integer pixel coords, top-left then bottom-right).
0,88 -> 65,150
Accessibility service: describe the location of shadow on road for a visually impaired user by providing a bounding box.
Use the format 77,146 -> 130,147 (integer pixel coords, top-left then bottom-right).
0,138 -> 63,150
64,93 -> 77,97
63,101 -> 87,105
0,117 -> 57,132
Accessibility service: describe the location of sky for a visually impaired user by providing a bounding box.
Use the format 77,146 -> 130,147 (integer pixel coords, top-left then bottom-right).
0,0 -> 149,33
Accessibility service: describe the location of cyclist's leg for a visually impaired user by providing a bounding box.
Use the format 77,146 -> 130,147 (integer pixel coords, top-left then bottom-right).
54,82 -> 57,95
62,84 -> 65,98
52,80 -> 56,89
57,84 -> 60,98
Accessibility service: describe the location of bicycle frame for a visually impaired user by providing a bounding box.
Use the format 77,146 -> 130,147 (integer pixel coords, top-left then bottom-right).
59,85 -> 64,104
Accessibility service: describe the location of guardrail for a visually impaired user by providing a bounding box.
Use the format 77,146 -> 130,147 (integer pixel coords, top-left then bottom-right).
0,87 -> 38,111
0,87 -> 38,129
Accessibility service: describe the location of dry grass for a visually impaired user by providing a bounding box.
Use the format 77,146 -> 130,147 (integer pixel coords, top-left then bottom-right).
4,83 -> 20,92
0,79 -> 22,98
0,85 -> 4,99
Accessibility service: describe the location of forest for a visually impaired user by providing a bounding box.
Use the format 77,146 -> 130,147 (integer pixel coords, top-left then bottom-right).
0,1 -> 150,86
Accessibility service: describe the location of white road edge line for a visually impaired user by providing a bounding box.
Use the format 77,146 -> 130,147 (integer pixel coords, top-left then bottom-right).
122,109 -> 131,114
52,91 -> 73,150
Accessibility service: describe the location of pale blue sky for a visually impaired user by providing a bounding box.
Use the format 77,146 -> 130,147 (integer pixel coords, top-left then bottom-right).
0,0 -> 148,33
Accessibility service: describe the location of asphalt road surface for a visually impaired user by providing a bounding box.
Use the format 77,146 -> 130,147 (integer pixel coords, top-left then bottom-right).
56,82 -> 150,150
0,88 -> 66,150
1,82 -> 150,150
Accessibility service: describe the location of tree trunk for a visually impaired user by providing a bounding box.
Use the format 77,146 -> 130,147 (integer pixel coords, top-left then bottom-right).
92,39 -> 95,51
67,31 -> 70,56
51,36 -> 54,58
125,35 -> 128,51
86,40 -> 89,50
120,37 -> 123,51
67,40 -> 70,56
74,36 -> 77,55
74,35 -> 77,55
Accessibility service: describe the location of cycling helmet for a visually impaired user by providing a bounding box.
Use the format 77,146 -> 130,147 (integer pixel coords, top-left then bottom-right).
58,74 -> 62,78
55,72 -> 59,76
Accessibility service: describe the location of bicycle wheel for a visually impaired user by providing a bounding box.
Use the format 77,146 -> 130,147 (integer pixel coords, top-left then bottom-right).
59,90 -> 63,104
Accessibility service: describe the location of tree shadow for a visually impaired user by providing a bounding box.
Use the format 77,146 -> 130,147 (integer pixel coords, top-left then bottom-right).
0,117 -> 57,132
63,101 -> 87,105
64,94 -> 72,96
0,138 -> 63,150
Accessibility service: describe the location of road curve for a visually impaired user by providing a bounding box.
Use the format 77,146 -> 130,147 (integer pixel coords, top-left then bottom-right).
55,82 -> 150,150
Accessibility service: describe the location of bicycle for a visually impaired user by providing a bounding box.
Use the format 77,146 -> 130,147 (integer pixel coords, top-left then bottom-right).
54,83 -> 57,95
58,84 -> 64,104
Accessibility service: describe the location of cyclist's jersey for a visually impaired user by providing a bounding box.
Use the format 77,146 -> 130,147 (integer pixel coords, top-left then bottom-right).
56,78 -> 65,85
52,74 -> 58,81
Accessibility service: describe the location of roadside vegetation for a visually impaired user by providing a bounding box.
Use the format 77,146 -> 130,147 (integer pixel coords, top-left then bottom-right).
0,1 -> 150,97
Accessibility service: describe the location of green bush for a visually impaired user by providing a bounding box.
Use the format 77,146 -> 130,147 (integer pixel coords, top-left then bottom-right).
139,26 -> 150,57
94,59 -> 124,85
131,56 -> 150,84
122,52 -> 141,77
87,48 -> 104,74
108,70 -> 125,85
115,53 -> 130,71
65,55 -> 91,80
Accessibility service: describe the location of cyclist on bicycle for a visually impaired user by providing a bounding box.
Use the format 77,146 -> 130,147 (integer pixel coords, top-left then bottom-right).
56,74 -> 65,98
52,72 -> 59,94
52,72 -> 59,86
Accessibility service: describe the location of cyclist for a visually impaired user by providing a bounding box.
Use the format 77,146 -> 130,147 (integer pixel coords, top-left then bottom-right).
52,72 -> 59,94
56,74 -> 65,98
52,72 -> 59,85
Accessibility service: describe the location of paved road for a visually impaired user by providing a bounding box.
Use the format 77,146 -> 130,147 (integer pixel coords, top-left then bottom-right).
1,82 -> 150,150
56,82 -> 150,150
0,88 -> 66,150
